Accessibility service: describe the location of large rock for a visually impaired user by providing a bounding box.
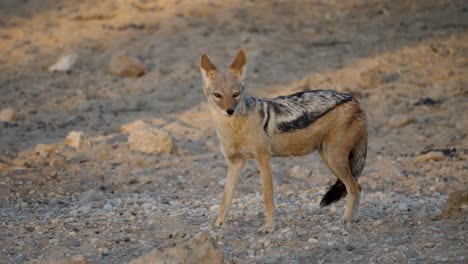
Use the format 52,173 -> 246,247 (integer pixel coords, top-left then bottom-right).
129,232 -> 230,264
127,124 -> 173,154
109,54 -> 146,78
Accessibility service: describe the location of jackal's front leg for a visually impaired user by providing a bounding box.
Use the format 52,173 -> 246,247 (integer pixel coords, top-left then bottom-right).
215,158 -> 245,227
255,153 -> 275,233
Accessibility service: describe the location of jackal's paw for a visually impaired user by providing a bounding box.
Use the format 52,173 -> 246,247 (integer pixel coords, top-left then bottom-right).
214,217 -> 224,228
257,223 -> 275,234
340,216 -> 358,225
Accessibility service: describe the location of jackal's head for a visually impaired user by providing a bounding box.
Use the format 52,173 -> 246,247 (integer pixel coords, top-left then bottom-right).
200,50 -> 247,116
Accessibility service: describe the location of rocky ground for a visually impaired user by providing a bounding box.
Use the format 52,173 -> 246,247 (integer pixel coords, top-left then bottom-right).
0,0 -> 467,263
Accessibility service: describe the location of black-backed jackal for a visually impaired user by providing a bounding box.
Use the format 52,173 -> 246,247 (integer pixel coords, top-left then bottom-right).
200,50 -> 367,233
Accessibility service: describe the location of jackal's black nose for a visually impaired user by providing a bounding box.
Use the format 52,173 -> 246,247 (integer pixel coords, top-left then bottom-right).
226,108 -> 234,116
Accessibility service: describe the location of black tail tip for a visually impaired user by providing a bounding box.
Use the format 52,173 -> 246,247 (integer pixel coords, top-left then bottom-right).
320,180 -> 347,207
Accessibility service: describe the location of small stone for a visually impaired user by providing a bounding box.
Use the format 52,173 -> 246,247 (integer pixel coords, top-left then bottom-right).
128,232 -> 227,263
0,108 -> 17,123
440,189 -> 468,219
359,69 -> 381,89
35,144 -> 55,157
109,53 -> 146,78
65,131 -> 92,149
217,178 -> 226,187
424,242 -> 435,248
98,247 -> 109,255
69,231 -> 76,237
415,151 -> 445,163
455,119 -> 468,131
264,240 -> 271,247
50,157 -> 66,167
127,125 -> 173,154
141,202 -> 152,210
70,154 -> 89,164
209,204 -> 219,212
44,211 -> 54,221
63,255 -> 88,264
288,165 -> 311,179
78,189 -> 105,205
48,54 -> 78,72
90,238 -> 99,245
78,204 -> 93,214
121,120 -> 148,134
398,203 -> 409,211
381,72 -> 400,83
13,254 -> 24,263
308,238 -> 319,244
49,238 -> 60,245
103,203 -> 113,211
387,114 -> 415,128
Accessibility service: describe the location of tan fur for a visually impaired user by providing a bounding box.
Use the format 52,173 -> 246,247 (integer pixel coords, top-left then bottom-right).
201,50 -> 367,233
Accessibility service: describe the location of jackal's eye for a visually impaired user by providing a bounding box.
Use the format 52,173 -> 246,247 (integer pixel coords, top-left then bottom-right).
232,91 -> 240,98
213,92 -> 222,98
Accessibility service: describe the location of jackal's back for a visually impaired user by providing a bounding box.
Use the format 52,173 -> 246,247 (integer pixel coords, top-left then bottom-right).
260,90 -> 354,136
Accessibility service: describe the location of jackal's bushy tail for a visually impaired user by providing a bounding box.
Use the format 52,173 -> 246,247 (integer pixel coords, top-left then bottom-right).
320,136 -> 367,207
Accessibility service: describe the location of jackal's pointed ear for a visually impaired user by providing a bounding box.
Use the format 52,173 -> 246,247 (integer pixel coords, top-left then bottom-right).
228,50 -> 247,80
200,54 -> 218,84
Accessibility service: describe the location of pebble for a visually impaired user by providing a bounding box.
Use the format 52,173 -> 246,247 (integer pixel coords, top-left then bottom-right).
78,204 -> 93,214
65,131 -> 92,149
288,165 -> 311,179
109,53 -> 146,78
35,144 -> 55,157
48,54 -> 78,72
98,247 -> 109,255
90,238 -> 99,245
78,189 -> 106,205
103,203 -> 113,211
44,211 -> 54,221
0,108 -> 17,123
415,151 -> 445,163
13,253 -> 24,263
70,154 -> 89,164
398,203 -> 409,211
121,120 -> 148,134
440,189 -> 468,218
381,72 -> 401,83
387,114 -> 415,128
49,238 -> 60,245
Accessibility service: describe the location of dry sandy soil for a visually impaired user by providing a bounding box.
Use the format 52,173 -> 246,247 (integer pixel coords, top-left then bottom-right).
0,0 -> 467,263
